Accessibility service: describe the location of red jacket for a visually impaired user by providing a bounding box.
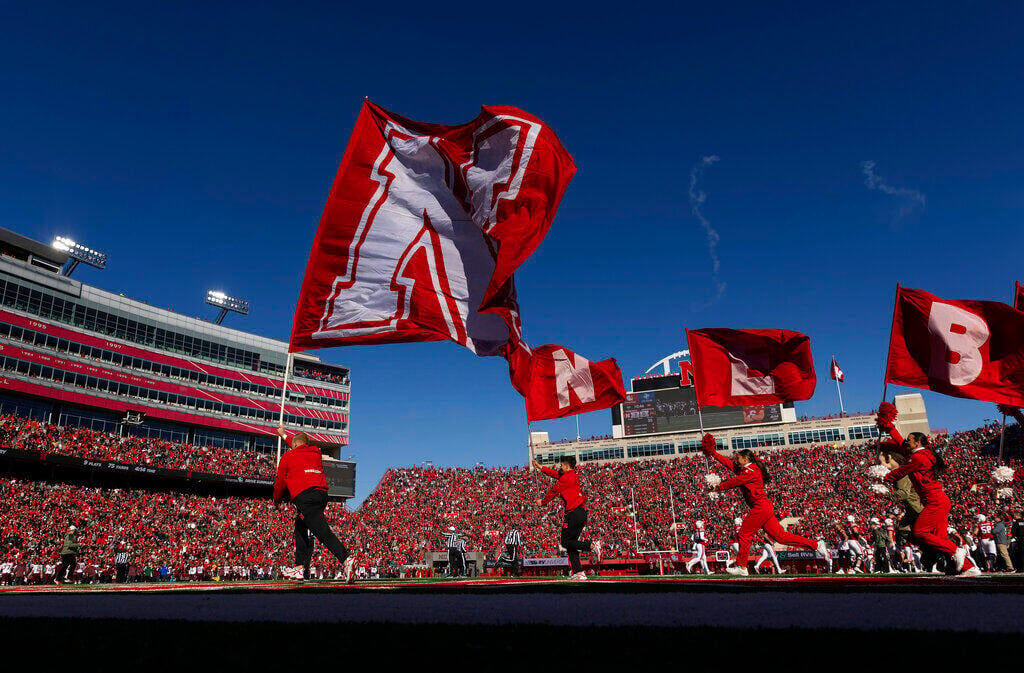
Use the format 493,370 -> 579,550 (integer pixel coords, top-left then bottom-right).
883,447 -> 946,504
705,446 -> 769,508
272,438 -> 328,503
540,467 -> 586,512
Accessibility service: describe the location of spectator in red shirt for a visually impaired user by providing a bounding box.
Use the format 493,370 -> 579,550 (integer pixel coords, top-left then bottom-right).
273,426 -> 355,583
533,456 -> 601,581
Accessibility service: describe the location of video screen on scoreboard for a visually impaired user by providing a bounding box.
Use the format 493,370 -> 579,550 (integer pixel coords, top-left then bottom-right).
322,460 -> 356,499
621,386 -> 781,436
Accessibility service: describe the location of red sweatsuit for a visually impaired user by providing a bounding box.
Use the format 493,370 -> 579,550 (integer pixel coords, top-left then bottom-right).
540,466 -> 586,512
883,446 -> 960,558
272,437 -> 328,503
705,444 -> 817,567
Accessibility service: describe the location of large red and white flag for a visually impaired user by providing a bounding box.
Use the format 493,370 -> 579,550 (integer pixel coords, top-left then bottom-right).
290,101 -> 624,420
886,286 -> 1024,406
687,328 -> 817,406
512,345 -> 627,422
830,357 -> 845,383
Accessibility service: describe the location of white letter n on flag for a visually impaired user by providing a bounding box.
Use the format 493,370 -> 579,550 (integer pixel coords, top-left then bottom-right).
554,349 -> 596,409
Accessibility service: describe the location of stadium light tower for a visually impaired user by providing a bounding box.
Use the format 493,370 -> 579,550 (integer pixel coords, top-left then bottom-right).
52,236 -> 108,277
205,290 -> 249,325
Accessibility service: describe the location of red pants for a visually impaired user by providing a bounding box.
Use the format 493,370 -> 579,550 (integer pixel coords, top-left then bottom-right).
737,502 -> 818,567
912,491 -> 958,556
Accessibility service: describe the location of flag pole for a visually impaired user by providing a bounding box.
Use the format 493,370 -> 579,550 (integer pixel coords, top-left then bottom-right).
876,284 -> 901,453
685,328 -> 712,473
669,485 -> 680,552
999,413 -> 1007,464
276,352 -> 294,466
833,353 -> 845,416
631,487 -> 640,553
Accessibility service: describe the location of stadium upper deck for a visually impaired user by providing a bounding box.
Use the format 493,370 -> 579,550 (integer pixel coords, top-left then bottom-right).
0,228 -> 350,457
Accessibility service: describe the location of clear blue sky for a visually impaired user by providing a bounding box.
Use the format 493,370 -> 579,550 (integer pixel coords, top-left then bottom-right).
2,3 -> 1022,505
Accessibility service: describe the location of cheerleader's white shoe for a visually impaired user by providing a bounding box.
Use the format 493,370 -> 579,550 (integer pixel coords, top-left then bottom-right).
726,566 -> 749,577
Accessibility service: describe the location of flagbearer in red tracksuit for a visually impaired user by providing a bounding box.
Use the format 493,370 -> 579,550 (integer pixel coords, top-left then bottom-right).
274,426 -> 357,583
701,433 -> 829,576
876,403 -> 980,576
532,456 -> 602,581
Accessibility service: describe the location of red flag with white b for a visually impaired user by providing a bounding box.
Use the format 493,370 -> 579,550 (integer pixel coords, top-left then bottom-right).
886,286 -> 1024,406
687,328 -> 817,406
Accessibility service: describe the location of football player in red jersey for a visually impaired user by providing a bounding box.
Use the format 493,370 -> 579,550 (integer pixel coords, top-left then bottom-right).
975,514 -> 996,572
701,433 -> 828,576
532,456 -> 601,581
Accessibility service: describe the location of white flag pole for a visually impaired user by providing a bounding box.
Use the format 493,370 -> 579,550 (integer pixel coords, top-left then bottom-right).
631,487 -> 640,553
685,329 -> 712,474
833,354 -> 845,416
669,485 -> 680,552
276,352 -> 293,466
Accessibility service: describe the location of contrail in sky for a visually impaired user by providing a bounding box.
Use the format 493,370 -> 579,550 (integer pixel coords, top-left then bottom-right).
861,160 -> 926,218
689,155 -> 725,302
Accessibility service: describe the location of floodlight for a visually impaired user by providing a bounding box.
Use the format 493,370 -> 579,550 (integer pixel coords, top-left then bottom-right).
52,236 -> 108,276
205,290 -> 250,325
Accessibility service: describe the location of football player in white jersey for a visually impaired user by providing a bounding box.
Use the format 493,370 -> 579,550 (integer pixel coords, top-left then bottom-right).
685,521 -> 711,574
753,540 -> 784,574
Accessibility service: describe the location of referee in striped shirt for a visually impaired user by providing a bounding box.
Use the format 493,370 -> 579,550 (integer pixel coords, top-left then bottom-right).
498,526 -> 523,576
114,543 -> 130,583
444,527 -> 467,577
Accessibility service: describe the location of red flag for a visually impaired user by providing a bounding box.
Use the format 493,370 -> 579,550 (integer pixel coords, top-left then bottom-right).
1016,281 -> 1023,312
886,287 -> 1024,406
830,357 -> 845,383
290,101 -> 623,415
515,345 -> 626,422
687,328 -> 817,406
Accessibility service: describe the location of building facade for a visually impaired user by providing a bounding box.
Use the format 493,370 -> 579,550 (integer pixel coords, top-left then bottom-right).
0,229 -> 350,457
530,394 -> 929,466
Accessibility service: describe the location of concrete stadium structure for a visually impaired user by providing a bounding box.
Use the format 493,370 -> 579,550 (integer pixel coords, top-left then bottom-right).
530,393 -> 929,466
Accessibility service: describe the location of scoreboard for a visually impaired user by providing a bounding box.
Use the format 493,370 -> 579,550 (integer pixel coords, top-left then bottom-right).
321,459 -> 356,500
613,372 -> 783,438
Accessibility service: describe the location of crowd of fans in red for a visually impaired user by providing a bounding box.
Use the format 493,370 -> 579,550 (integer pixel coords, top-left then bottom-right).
0,415 -> 275,478
0,416 -> 1020,583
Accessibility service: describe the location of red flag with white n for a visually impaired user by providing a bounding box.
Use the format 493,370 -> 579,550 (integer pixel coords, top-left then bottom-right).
687,328 -> 817,406
516,345 -> 626,422
886,286 -> 1024,406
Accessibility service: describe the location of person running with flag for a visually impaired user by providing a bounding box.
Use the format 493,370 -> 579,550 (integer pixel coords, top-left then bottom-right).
532,456 -> 601,581
876,403 -> 980,576
273,425 -> 357,583
700,433 -> 828,576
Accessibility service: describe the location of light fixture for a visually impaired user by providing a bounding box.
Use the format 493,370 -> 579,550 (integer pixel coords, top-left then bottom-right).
52,236 -> 108,276
205,290 -> 250,325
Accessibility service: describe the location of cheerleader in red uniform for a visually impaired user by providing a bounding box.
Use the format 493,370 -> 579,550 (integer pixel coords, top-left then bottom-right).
877,402 -> 980,577
701,433 -> 829,576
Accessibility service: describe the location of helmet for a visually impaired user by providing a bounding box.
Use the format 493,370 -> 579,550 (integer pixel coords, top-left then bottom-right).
68,525 -> 77,531
976,514 -> 987,522
695,520 -> 704,529
869,517 -> 880,524
884,518 -> 893,526
847,515 -> 856,523
448,526 -> 456,532
947,526 -> 957,534
734,517 -> 743,526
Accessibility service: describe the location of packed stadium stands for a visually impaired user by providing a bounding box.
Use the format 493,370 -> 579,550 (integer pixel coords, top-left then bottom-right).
0,414 -> 275,478
0,415 -> 1021,583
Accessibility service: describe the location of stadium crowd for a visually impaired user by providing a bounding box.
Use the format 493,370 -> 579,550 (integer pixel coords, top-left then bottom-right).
1,417 -> 1021,583
0,414 -> 275,478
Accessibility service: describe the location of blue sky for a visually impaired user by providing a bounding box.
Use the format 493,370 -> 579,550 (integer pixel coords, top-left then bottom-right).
1,3 -> 1022,504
